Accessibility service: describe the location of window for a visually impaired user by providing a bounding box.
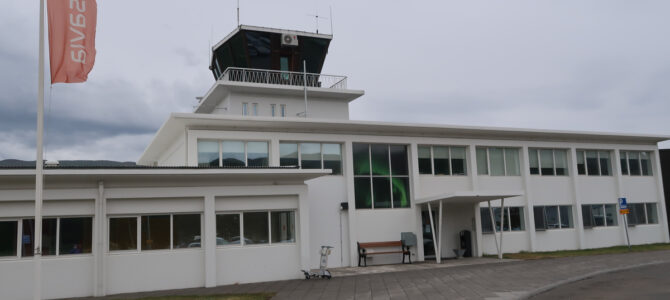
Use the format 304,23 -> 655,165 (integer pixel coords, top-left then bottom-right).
628,203 -> 659,225
480,207 -> 525,233
22,218 -> 58,257
353,143 -> 411,209
533,205 -> 573,230
141,215 -> 170,250
476,147 -> 520,176
59,217 -> 92,254
252,103 -> 258,116
216,211 -> 295,247
0,221 -> 17,257
216,214 -> 240,245
279,142 -> 342,175
576,150 -> 611,176
109,217 -> 137,251
197,140 -> 219,167
582,204 -> 618,228
271,104 -> 276,117
242,103 -> 248,116
172,214 -> 201,249
198,140 -> 269,168
620,151 -> 653,176
280,104 -> 286,117
271,211 -> 295,243
417,145 -> 467,175
528,149 -> 568,176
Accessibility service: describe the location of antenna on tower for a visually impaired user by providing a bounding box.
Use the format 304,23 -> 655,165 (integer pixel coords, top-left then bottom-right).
237,0 -> 240,27
329,6 -> 334,35
307,10 -> 328,34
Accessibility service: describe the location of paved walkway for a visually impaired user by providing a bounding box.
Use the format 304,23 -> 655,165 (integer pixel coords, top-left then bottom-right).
81,250 -> 670,300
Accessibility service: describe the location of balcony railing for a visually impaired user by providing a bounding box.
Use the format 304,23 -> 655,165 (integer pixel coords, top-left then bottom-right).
218,67 -> 348,89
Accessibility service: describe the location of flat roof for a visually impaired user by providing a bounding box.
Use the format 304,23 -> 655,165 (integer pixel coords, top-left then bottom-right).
416,191 -> 524,205
139,113 -> 670,164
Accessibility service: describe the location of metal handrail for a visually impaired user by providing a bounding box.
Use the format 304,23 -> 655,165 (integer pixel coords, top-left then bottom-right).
218,67 -> 348,89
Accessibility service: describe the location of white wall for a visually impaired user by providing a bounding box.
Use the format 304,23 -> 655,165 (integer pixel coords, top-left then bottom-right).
216,92 -> 350,119
306,176 -> 348,268
0,257 -> 94,300
216,244 -> 300,285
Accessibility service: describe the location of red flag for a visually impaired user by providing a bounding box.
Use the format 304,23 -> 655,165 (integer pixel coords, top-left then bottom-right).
48,0 -> 97,83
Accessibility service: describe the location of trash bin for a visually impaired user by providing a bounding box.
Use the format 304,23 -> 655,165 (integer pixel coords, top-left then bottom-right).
459,230 -> 472,257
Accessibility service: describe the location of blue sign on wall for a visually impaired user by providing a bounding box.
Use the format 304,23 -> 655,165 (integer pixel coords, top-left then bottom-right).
618,197 -> 628,209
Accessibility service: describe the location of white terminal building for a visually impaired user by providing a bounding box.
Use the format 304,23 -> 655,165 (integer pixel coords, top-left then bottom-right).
1,25 -> 669,299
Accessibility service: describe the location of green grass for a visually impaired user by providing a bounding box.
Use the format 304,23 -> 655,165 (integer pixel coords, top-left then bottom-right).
486,243 -> 670,260
131,293 -> 275,300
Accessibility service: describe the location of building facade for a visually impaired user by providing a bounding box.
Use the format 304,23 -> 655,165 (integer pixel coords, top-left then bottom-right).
1,26 -> 668,299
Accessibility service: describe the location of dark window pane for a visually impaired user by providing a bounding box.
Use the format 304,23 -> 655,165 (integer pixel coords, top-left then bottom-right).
222,141 -> 245,167
0,221 -> 17,257
529,149 -> 539,175
628,152 -> 641,176
243,212 -> 268,245
631,203 -> 646,225
555,150 -> 568,176
271,211 -> 295,243
640,152 -> 652,176
418,146 -> 432,174
605,204 -> 618,226
247,142 -> 268,167
492,207 -> 508,231
591,205 -> 605,226
559,206 -> 573,228
41,219 -> 57,256
216,214 -> 240,245
646,203 -> 658,224
109,217 -> 137,251
300,143 -> 321,169
390,145 -> 409,176
323,144 -> 342,175
373,177 -> 392,208
599,151 -> 611,176
581,205 -> 593,228
173,214 -> 201,249
22,219 -> 34,257
620,151 -> 629,175
391,177 -> 410,208
370,144 -> 390,176
540,149 -> 555,175
354,178 -> 372,209
279,143 -> 299,166
60,217 -> 92,254
433,146 -> 450,175
450,147 -> 467,175
198,140 -> 219,167
480,208 -> 493,233
545,206 -> 559,229
353,143 -> 370,176
141,215 -> 170,250
586,151 -> 599,175
534,206 -> 546,230
576,151 -> 586,175
509,207 -> 524,231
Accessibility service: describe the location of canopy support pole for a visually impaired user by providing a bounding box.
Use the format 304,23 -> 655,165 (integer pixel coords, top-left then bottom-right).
437,200 -> 443,263
426,203 -> 439,263
498,198 -> 505,259
487,200 -> 500,258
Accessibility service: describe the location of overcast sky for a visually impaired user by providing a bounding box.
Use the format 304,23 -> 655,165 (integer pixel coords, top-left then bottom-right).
1,0 -> 669,162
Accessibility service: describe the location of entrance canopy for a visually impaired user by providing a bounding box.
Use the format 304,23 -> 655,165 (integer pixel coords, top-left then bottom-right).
416,191 -> 523,205
416,191 -> 523,263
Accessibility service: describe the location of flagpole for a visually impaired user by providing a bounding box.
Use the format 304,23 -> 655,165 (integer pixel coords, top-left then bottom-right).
35,0 -> 45,299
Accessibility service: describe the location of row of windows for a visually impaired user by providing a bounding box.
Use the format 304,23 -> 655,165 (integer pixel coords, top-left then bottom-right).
480,203 -> 659,233
197,141 -> 654,178
279,142 -> 342,175
0,217 -> 92,258
242,103 -> 287,117
109,211 -> 296,252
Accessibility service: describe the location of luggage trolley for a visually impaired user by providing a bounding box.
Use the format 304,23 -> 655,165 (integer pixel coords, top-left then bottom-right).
301,245 -> 333,279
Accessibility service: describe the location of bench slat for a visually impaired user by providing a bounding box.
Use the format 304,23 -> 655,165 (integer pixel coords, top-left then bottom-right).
359,241 -> 402,248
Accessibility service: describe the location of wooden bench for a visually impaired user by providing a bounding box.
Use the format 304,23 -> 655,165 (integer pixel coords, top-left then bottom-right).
357,241 -> 411,267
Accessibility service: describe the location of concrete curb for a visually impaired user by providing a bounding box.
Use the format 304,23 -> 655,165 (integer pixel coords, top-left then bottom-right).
519,259 -> 670,299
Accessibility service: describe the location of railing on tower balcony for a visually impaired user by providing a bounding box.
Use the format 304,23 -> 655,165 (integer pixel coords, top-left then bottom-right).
218,67 -> 348,89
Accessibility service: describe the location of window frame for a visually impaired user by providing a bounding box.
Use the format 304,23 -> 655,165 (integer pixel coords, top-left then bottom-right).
242,102 -> 248,116
417,145 -> 468,176
109,213 -> 203,253
215,210 -> 297,248
533,205 -> 574,230
620,150 -> 653,176
528,148 -> 569,176
198,139 -> 270,168
476,147 -> 521,176
0,216 -> 94,259
353,143 -> 411,209
480,206 -> 525,234
279,142 -> 343,175
581,204 -> 618,228
627,203 -> 659,226
576,150 -> 612,176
